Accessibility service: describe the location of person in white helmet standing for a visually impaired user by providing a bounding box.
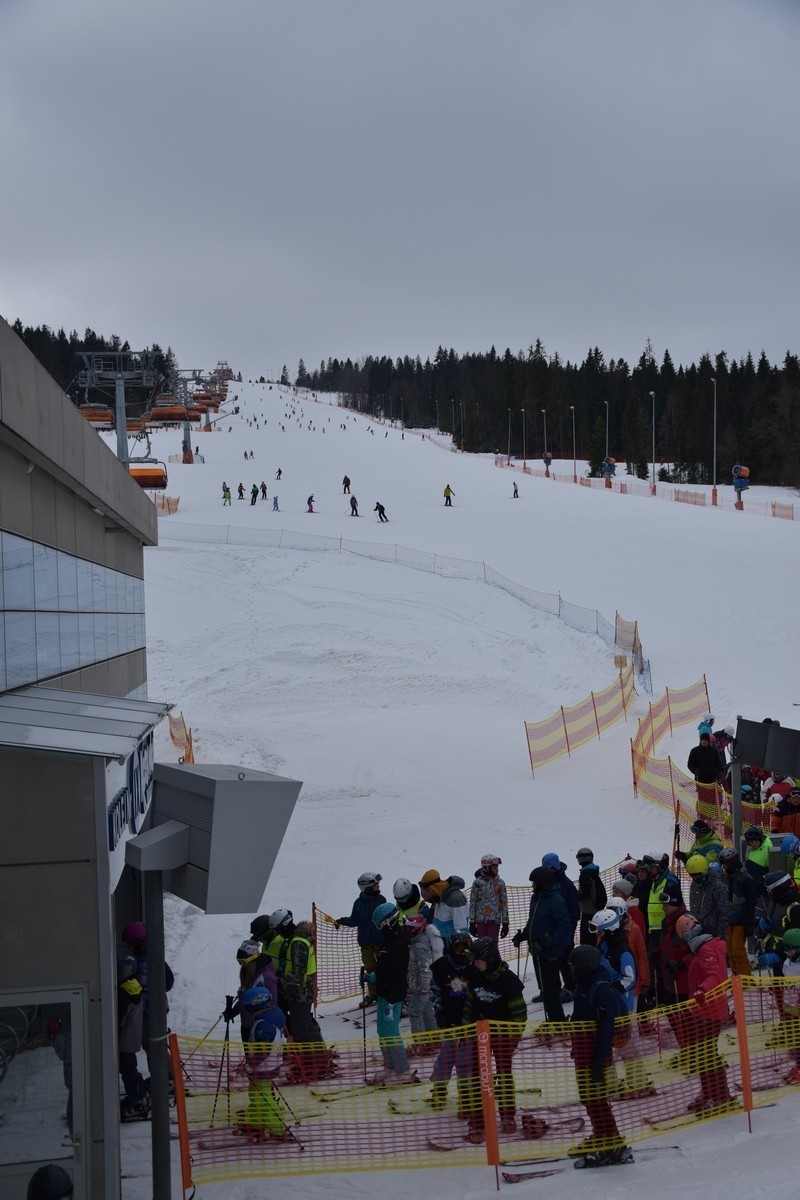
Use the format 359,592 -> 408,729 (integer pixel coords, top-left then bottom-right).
468,853 -> 509,943
330,871 -> 385,1008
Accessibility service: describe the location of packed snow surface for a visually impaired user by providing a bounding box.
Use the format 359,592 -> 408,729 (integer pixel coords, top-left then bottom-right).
114,383 -> 797,1197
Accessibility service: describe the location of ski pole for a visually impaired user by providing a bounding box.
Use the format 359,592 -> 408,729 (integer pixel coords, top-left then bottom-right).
181,1013 -> 224,1068
360,974 -> 368,1082
209,1018 -> 232,1129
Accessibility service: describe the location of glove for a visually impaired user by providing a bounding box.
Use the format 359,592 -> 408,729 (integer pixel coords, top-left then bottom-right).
359,968 -> 376,986
692,988 -> 706,1004
334,920 -> 342,929
322,912 -> 336,924
758,952 -> 781,967
500,923 -> 509,940
757,917 -> 773,934
223,995 -> 236,1022
589,1063 -> 605,1085
469,922 -> 478,937
511,931 -> 524,949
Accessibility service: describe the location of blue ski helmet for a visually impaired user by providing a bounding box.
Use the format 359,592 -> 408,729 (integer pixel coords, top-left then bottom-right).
372,901 -> 400,929
781,834 -> 800,857
242,986 -> 273,1012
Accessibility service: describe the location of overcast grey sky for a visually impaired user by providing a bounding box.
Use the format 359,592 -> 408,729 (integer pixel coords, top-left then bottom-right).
1,0 -> 797,380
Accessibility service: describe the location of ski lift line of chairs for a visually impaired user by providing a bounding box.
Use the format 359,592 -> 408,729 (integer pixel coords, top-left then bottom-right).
0,1006 -> 38,1085
129,463 -> 168,490
79,403 -> 114,428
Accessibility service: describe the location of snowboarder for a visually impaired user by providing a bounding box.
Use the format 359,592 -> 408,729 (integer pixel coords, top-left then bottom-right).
306,495 -> 315,513
566,944 -> 633,1167
363,902 -> 413,1084
222,486 -> 232,505
272,495 -> 279,511
260,482 -> 268,500
468,854 -> 509,943
374,501 -> 388,522
513,482 -> 518,498
237,483 -> 245,500
462,937 -> 526,1140
275,468 -> 282,480
349,496 -> 359,516
330,872 -> 385,1006
250,484 -> 258,506
443,484 -> 454,506
342,475 -> 351,494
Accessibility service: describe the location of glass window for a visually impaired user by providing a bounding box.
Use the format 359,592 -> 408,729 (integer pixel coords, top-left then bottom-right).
33,542 -> 60,611
93,612 -> 108,661
107,610 -> 119,658
59,612 -> 80,673
78,613 -> 94,667
57,551 -> 79,611
125,573 -> 136,612
92,562 -> 106,613
77,557 -> 93,611
3,533 -> 35,610
0,616 -> 5,692
36,612 -> 61,678
5,612 -> 36,687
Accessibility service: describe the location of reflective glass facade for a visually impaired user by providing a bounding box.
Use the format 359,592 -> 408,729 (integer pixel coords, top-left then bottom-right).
0,532 -> 146,691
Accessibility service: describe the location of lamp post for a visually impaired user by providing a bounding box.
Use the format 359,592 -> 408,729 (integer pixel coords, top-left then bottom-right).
711,376 -> 718,506
507,408 -> 512,463
520,408 -> 527,468
570,405 -> 577,483
459,400 -> 464,450
451,397 -> 455,438
435,395 -> 439,432
649,391 -> 656,496
604,400 -> 609,460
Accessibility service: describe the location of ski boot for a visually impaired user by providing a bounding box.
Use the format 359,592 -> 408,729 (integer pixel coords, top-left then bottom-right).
500,1115 -> 517,1135
574,1143 -> 634,1169
425,1081 -> 448,1111
120,1096 -> 151,1122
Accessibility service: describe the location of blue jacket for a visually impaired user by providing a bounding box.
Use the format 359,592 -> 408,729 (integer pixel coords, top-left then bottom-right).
571,968 -> 620,1066
522,884 -> 572,958
549,860 -> 580,927
338,891 -> 385,946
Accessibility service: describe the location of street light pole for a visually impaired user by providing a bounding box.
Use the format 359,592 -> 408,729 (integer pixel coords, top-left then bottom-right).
649,391 -> 656,496
570,405 -> 577,483
507,408 -> 512,463
541,408 -> 548,474
435,395 -> 439,432
711,376 -> 718,506
604,400 -> 609,460
459,400 -> 464,450
451,398 -> 455,438
521,408 -> 526,468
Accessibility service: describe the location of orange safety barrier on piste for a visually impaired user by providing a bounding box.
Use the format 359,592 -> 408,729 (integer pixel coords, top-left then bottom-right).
170,974 -> 795,1190
525,662 -> 636,774
629,677 -> 771,856
167,711 -> 195,763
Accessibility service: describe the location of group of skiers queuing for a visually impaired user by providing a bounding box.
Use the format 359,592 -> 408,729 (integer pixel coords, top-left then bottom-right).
220,812 -> 800,1164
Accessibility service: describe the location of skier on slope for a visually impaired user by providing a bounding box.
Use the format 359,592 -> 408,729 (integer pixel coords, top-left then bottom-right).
468,853 -> 509,943
428,931 -> 474,1113
443,484 -> 454,506
350,495 -> 359,516
374,501 -> 388,522
330,872 -> 385,1007
238,987 -> 292,1142
462,937 -> 526,1141
362,902 -> 413,1084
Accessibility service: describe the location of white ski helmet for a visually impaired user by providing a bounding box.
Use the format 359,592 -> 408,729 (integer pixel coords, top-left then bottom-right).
357,871 -> 382,892
393,877 -> 414,902
589,908 -> 622,934
267,908 -> 293,932
605,897 -> 628,921
481,853 -> 502,867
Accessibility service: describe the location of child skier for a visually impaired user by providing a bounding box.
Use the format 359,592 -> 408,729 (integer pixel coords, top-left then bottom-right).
332,872 -> 385,1006
429,931 -> 474,1112
238,986 -> 292,1142
117,953 -> 149,1121
363,902 -> 413,1084
462,937 -> 526,1140
468,853 -> 509,942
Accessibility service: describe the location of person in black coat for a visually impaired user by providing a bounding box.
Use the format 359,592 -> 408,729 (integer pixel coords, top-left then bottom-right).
429,932 -> 474,1111
718,848 -> 757,975
513,867 -> 572,1021
687,734 -> 721,806
541,851 -> 579,992
366,903 -> 412,1082
462,937 -> 527,1140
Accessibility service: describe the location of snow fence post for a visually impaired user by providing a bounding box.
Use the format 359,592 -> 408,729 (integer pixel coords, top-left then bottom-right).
731,976 -> 754,1131
475,1021 -> 500,1169
560,707 -> 571,757
169,1033 -> 194,1193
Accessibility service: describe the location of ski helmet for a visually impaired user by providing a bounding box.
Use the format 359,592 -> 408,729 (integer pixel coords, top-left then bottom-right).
698,723 -> 713,739
268,908 -> 293,932
26,1163 -> 74,1200
471,936 -> 501,969
481,853 -> 502,867
606,896 -> 628,917
781,834 -> 800,857
676,914 -> 702,941
121,921 -> 146,945
765,871 -> 791,893
740,784 -> 754,795
529,866 -> 556,889
392,877 -> 414,902
708,861 -> 722,874
718,847 -> 741,868
744,827 -> 764,842
250,914 -> 272,941
638,853 -> 663,868
701,713 -> 715,726
686,854 -> 709,876
419,869 -> 442,888
575,847 -> 594,863
658,884 -> 684,907
236,939 -> 261,964
117,953 -> 137,982
373,901 -> 400,929
690,819 -> 711,835
449,931 -> 473,958
589,908 -> 621,934
568,944 -> 601,974
782,928 -> 800,951
241,986 -> 273,1012
724,725 -> 735,738
357,871 -> 382,892
619,859 -> 639,877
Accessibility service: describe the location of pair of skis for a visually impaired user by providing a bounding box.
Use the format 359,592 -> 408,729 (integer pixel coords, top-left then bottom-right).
500,1144 -> 680,1181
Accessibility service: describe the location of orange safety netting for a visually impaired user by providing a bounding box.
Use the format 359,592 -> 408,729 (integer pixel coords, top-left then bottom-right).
171,974 -> 793,1189
525,663 -> 635,774
167,711 -> 195,763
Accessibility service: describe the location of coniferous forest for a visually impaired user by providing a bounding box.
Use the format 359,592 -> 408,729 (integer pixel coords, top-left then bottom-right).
9,319 -> 798,487
293,339 -> 800,487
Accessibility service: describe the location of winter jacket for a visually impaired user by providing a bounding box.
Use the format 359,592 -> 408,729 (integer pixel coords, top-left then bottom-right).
724,866 -> 757,929
375,927 -> 411,1004
770,798 -> 800,837
598,929 -> 636,1013
577,862 -> 607,917
463,962 -> 526,1025
646,866 -> 679,933
688,873 -> 729,939
283,922 -> 316,1004
469,871 -> 509,926
687,743 -> 721,784
118,979 -> 144,1054
764,778 -> 794,806
337,890 -> 386,946
570,968 -> 620,1069
756,882 -> 800,953
431,951 -> 472,1028
686,935 -> 729,1022
545,859 -> 580,928
625,917 -> 650,995
745,837 -> 771,881
232,955 -> 279,1038
677,829 -> 724,865
131,954 -> 174,1014
246,1004 -> 287,1079
396,884 -> 425,919
426,876 -> 469,959
405,916 -> 434,996
625,899 -> 647,941
521,884 -> 573,959
658,906 -> 691,998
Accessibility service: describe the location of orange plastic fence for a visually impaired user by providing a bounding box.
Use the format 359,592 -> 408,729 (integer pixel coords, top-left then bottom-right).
173,974 -> 795,1188
525,663 -> 635,774
167,711 -> 194,763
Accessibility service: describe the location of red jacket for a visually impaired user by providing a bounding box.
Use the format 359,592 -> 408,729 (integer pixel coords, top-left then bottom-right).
625,918 -> 650,994
770,797 -> 800,835
626,902 -> 647,941
659,906 -> 692,999
686,936 -> 729,1023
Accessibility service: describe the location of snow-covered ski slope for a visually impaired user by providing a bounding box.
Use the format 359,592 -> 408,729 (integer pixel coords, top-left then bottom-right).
118,383 -> 797,1198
